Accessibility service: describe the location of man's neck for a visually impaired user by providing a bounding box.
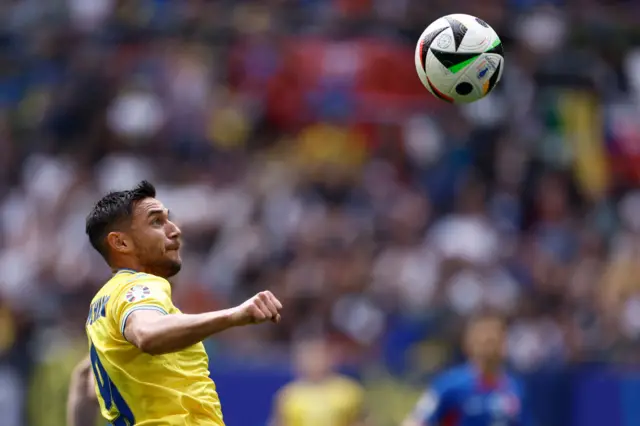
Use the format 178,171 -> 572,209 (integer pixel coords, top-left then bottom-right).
110,260 -> 146,275
112,267 -> 138,274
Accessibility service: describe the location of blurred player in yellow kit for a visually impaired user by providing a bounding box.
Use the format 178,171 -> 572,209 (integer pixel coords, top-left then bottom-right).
270,338 -> 368,426
84,180 -> 283,426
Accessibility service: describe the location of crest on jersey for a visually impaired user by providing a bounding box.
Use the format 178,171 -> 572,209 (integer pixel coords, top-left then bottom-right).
488,392 -> 521,417
125,285 -> 151,303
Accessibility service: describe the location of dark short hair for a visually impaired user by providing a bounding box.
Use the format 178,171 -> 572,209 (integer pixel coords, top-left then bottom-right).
86,180 -> 156,262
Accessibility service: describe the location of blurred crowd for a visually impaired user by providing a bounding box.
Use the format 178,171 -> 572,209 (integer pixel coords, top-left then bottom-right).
0,0 -> 639,425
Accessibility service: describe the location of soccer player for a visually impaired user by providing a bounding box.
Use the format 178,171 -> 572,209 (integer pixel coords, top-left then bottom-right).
402,313 -> 531,426
270,338 -> 367,426
84,180 -> 283,426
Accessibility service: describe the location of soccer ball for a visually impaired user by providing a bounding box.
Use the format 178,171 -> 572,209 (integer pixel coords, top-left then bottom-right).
415,14 -> 504,103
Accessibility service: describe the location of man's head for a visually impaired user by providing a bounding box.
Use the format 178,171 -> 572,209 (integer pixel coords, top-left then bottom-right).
463,311 -> 507,371
293,338 -> 334,381
86,180 -> 182,278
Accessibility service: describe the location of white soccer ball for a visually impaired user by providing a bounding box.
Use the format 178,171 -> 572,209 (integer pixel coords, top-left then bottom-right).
415,14 -> 504,103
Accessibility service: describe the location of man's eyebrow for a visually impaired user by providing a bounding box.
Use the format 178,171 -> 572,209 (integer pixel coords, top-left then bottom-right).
147,208 -> 168,218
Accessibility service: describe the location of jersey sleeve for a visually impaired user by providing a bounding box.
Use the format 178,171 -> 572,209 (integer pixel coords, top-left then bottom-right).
109,274 -> 174,338
411,374 -> 455,425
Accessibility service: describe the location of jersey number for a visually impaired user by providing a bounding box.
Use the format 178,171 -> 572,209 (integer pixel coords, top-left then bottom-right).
89,342 -> 135,426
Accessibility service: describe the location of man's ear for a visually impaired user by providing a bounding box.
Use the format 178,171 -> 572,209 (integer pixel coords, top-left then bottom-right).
106,231 -> 134,255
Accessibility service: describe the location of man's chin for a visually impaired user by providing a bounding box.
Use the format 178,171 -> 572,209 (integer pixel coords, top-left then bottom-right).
166,260 -> 182,278
156,257 -> 182,279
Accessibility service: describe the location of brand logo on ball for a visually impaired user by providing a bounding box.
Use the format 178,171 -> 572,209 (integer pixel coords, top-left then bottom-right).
436,34 -> 452,49
125,285 -> 151,303
475,57 -> 495,80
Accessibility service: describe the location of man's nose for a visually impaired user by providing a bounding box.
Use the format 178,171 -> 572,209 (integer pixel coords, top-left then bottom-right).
167,221 -> 181,239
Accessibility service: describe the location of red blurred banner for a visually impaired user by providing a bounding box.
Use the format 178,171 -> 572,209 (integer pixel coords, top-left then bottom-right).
231,37 -> 438,128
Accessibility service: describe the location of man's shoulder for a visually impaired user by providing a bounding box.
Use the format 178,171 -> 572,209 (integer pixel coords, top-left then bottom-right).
442,364 -> 474,382
94,272 -> 171,314
329,374 -> 364,392
276,382 -> 299,404
431,364 -> 475,393
111,270 -> 169,284
109,271 -> 170,294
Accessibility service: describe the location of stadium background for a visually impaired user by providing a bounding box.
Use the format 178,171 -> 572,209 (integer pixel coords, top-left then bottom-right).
0,0 -> 639,425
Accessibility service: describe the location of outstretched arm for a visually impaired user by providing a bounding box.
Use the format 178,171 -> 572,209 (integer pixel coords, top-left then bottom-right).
125,291 -> 283,355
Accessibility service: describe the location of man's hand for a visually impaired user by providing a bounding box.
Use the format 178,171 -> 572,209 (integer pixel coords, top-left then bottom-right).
69,356 -> 97,403
67,356 -> 98,426
230,291 -> 283,326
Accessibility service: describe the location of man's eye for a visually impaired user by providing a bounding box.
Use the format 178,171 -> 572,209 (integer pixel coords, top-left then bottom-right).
151,218 -> 163,226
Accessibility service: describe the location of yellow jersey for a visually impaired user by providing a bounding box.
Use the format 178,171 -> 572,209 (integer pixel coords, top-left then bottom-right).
85,269 -> 224,426
276,375 -> 364,426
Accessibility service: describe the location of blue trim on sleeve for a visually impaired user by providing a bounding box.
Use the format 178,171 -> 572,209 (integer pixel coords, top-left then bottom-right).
114,269 -> 138,276
120,305 -> 168,336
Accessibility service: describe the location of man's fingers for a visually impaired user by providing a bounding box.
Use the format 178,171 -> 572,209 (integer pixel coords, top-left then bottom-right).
259,292 -> 279,317
243,291 -> 283,325
253,297 -> 273,320
249,303 -> 267,321
268,292 -> 283,310
261,291 -> 283,311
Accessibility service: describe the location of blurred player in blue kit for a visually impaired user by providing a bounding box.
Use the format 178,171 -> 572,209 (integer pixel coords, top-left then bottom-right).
402,313 -> 532,426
